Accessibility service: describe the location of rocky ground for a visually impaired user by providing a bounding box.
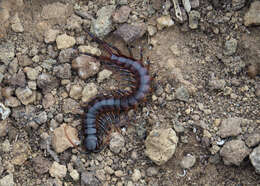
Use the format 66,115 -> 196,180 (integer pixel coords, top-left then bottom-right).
0,0 -> 260,185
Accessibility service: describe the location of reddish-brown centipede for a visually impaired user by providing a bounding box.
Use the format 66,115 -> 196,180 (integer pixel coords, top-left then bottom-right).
67,30 -> 151,153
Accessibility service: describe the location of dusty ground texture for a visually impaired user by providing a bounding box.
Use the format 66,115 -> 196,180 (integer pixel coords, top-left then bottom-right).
0,0 -> 260,185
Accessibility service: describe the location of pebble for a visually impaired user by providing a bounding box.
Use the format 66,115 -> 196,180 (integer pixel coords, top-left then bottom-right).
232,0 -> 245,10
115,170 -> 125,177
66,14 -> 82,31
113,6 -> 131,23
208,79 -> 226,90
109,132 -> 125,154
2,139 -> 11,152
72,55 -> 100,80
97,69 -> 113,83
244,1 -> 260,26
56,34 -> 76,49
223,38 -> 237,56
78,45 -> 101,55
9,70 -> 26,87
11,141 -> 30,165
156,15 -> 174,30
245,133 -> 260,147
37,73 -> 59,93
82,83 -> 98,102
23,67 -> 39,80
69,85 -> 83,99
132,169 -> 141,182
96,169 -> 106,181
59,48 -> 77,63
42,93 -> 56,109
52,124 -> 79,153
63,98 -> 82,114
81,171 -> 100,186
147,25 -> 157,36
104,166 -> 114,175
49,162 -> 67,179
188,10 -> 200,29
17,54 -> 33,67
114,23 -> 146,43
15,87 -> 36,105
0,120 -> 8,137
44,29 -> 60,43
146,167 -> 158,177
10,13 -> 24,33
190,0 -> 200,9
173,123 -> 185,133
182,0 -> 191,13
0,42 -> 15,65
145,128 -> 178,165
249,145 -> 260,174
91,5 -> 115,37
53,63 -> 71,79
220,139 -> 251,166
180,154 -> 196,169
70,169 -> 80,181
217,117 -> 242,138
170,44 -> 181,57
32,156 -> 52,174
175,86 -> 190,102
0,174 -> 14,186
0,103 -> 11,120
41,2 -> 70,20
35,111 -> 48,124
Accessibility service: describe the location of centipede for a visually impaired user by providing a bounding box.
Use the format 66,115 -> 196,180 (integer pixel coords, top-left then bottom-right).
66,30 -> 151,153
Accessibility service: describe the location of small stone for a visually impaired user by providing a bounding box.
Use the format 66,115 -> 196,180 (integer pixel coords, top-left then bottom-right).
1,139 -> 11,152
223,38 -> 237,56
132,169 -> 141,182
145,128 -> 178,165
82,83 -> 98,103
53,63 -> 71,79
156,15 -> 174,30
41,2 -> 70,20
180,154 -> 196,169
114,23 -> 146,43
66,14 -> 82,31
250,145 -> 260,174
59,48 -> 77,63
44,29 -> 60,43
232,0 -> 245,10
78,45 -> 101,56
63,98 -> 82,114
17,54 -> 33,67
147,25 -> 157,36
189,10 -> 200,29
72,55 -> 100,80
35,111 -> 48,124
208,79 -> 226,90
113,6 -> 131,23
0,103 -> 11,120
37,73 -> 59,93
70,169 -> 79,181
246,133 -> 260,147
97,69 -> 113,83
0,42 -> 15,65
49,162 -> 67,179
70,85 -> 82,99
109,132 -> 125,154
175,86 -> 189,102
11,141 -> 30,165
28,81 -> 37,90
190,0 -> 200,9
9,70 -> 26,87
173,123 -> 185,133
42,93 -> 55,109
15,87 -> 36,105
104,166 -> 114,175
220,139 -> 251,166
0,174 -> 14,186
146,167 -> 158,177
23,67 -> 39,80
217,117 -> 242,138
96,169 -> 106,181
10,13 -> 24,33
33,156 -> 52,174
91,5 -> 115,37
244,1 -> 260,26
52,124 -> 79,153
56,34 -> 76,49
0,120 -> 8,137
81,171 -> 100,186
182,0 -> 191,12
115,170 -> 124,177
170,44 -> 181,57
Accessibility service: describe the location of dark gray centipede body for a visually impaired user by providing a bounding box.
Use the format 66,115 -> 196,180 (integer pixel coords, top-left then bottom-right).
81,31 -> 151,152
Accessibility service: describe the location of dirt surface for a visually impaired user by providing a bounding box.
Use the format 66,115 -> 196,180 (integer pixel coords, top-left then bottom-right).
0,0 -> 260,185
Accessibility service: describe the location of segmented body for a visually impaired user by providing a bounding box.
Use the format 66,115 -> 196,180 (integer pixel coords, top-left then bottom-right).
78,31 -> 151,152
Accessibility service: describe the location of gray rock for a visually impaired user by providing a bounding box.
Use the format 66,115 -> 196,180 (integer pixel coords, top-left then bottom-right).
63,98 -> 83,114
59,48 -> 77,63
220,139 -> 251,166
180,154 -> 196,169
0,42 -> 15,65
53,63 -> 71,79
244,1 -> 260,26
246,133 -> 260,147
114,23 -> 146,43
10,13 -> 24,33
37,73 -> 59,93
82,83 -> 98,103
223,38 -> 237,56
91,5 -> 115,37
96,169 -> 106,181
208,79 -> 226,90
9,69 -> 26,87
42,93 -> 56,109
0,120 -> 8,137
33,156 -> 52,174
190,0 -> 200,9
113,6 -> 131,23
44,29 -> 60,43
182,0 -> 191,13
232,0 -> 245,10
156,15 -> 174,29
15,87 -> 36,105
217,117 -> 242,138
81,171 -> 100,186
0,174 -> 14,186
188,10 -> 200,29
35,111 -> 48,124
109,132 -> 125,154
175,86 -> 189,102
132,169 -> 141,182
66,14 -> 83,31
249,145 -> 260,174
145,128 -> 178,165
146,167 -> 158,177
0,103 -> 11,120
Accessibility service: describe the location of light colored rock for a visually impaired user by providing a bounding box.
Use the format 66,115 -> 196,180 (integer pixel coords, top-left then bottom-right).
69,85 -> 82,99
180,154 -> 196,169
10,13 -> 24,33
70,169 -> 79,181
156,15 -> 174,30
15,87 -> 36,105
97,69 -> 113,83
0,174 -> 14,186
217,117 -> 242,138
244,1 -> 260,26
132,169 -> 141,182
246,133 -> 260,147
56,34 -> 76,49
82,83 -> 98,102
52,124 -> 79,153
49,162 -> 67,179
0,120 -> 8,137
45,29 -> 60,43
78,45 -> 101,55
250,145 -> 260,174
23,67 -> 39,80
62,98 -> 82,114
11,141 -> 30,166
0,103 -> 11,120
145,128 -> 178,165
109,132 -> 125,154
189,10 -> 200,29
